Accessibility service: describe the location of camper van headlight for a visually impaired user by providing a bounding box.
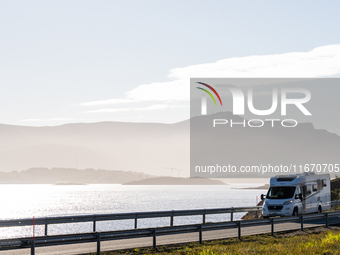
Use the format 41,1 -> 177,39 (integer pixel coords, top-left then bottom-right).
283,200 -> 293,205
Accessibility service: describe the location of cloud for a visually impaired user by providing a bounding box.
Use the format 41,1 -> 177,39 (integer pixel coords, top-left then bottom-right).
85,104 -> 187,113
169,44 -> 340,79
21,119 -> 43,122
21,118 -> 76,122
81,44 -> 340,107
80,98 -> 139,106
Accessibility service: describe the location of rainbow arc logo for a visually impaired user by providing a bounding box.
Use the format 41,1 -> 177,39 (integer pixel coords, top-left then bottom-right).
196,82 -> 222,106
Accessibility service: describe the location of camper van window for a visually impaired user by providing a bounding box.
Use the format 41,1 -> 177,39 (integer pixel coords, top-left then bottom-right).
266,186 -> 296,199
317,179 -> 322,191
306,185 -> 312,195
323,179 -> 327,187
312,184 -> 317,192
297,187 -> 301,195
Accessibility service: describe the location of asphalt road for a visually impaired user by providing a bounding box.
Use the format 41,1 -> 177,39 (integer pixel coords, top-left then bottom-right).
1,215 -> 340,255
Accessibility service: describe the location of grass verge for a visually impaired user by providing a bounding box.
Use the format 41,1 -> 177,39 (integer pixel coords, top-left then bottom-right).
93,227 -> 340,255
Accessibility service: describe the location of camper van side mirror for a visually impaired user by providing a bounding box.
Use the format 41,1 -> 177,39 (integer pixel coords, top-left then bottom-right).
261,194 -> 265,200
296,194 -> 302,200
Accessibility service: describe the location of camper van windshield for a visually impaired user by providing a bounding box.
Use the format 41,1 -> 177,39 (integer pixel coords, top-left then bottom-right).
266,186 -> 296,199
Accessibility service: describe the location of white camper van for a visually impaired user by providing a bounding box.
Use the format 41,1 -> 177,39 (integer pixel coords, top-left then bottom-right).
262,172 -> 331,218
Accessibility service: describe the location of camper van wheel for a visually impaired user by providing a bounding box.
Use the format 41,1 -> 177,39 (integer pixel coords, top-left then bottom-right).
292,208 -> 298,216
318,206 -> 322,214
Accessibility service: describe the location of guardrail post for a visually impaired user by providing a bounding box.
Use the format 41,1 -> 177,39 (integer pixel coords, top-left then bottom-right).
270,218 -> 274,236
135,218 -> 138,229
93,221 -> 96,232
44,224 -> 48,236
326,213 -> 329,228
203,214 -> 206,224
231,212 -> 233,222
170,215 -> 174,226
31,240 -> 35,255
198,224 -> 203,244
300,215 -> 304,231
153,228 -> 156,248
96,232 -> 101,254
238,221 -> 241,240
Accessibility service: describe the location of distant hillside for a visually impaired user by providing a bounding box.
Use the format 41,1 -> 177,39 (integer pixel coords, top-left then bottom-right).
123,177 -> 225,185
1,113 -> 340,178
331,177 -> 340,200
0,168 -> 153,184
191,112 -> 340,178
0,120 -> 189,175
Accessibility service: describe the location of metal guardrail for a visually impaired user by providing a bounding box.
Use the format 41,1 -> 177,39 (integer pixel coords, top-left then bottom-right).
0,201 -> 340,255
331,200 -> 340,206
1,211 -> 340,254
0,206 -> 262,235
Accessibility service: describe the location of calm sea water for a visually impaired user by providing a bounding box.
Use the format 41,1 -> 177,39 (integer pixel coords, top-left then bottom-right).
0,183 -> 267,239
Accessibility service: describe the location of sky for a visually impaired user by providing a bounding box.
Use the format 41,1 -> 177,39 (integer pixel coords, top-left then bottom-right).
1,0 -> 340,126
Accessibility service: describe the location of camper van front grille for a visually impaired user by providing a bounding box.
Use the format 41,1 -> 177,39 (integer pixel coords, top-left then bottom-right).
268,206 -> 283,210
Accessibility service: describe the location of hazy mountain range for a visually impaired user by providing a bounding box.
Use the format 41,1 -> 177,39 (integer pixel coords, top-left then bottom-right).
0,168 -> 152,184
191,112 -> 340,178
1,112 -> 340,178
0,120 -> 189,175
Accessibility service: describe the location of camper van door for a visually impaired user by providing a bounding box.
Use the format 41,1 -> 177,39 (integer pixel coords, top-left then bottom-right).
305,184 -> 314,213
